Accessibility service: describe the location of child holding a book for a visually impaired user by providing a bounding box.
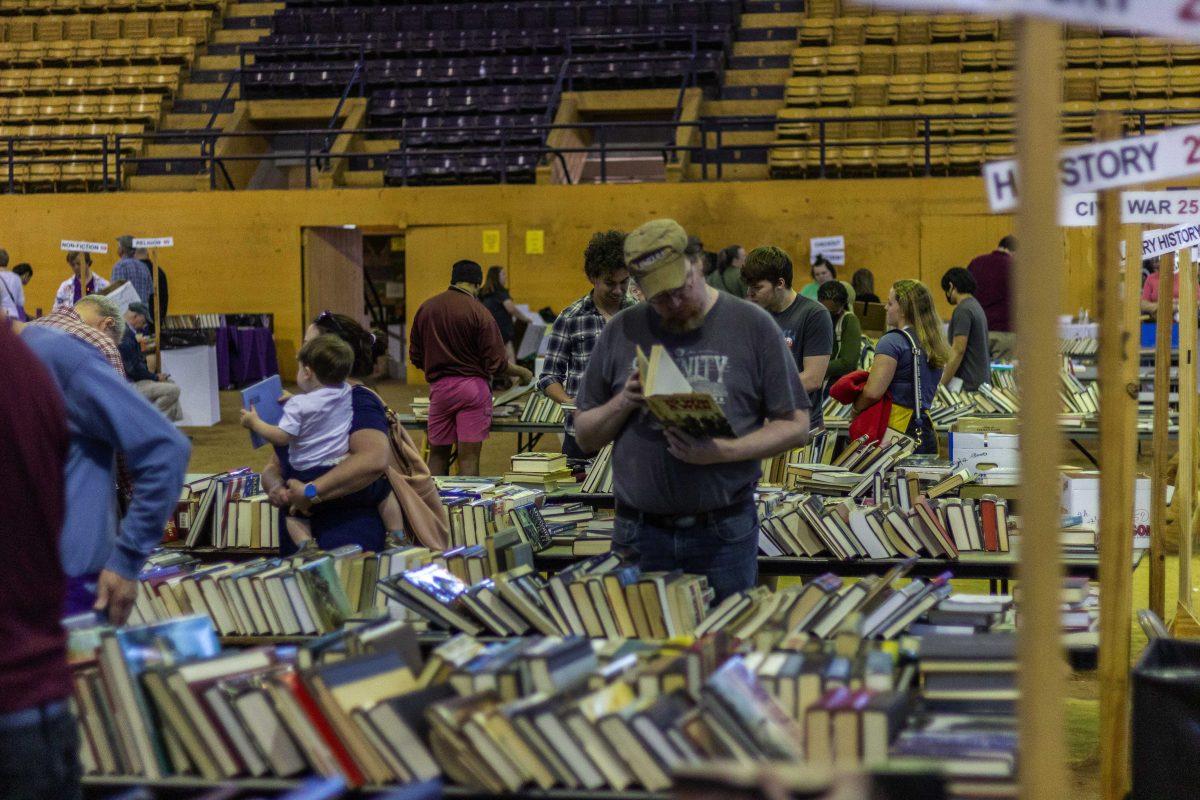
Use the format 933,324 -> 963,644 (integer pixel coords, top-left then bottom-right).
241,334 -> 403,548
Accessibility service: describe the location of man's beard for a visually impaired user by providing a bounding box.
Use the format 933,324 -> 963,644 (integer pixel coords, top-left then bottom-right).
659,308 -> 705,333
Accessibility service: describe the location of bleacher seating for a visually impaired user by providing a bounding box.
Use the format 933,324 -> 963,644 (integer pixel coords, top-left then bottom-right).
770,0 -> 1200,178
0,0 -> 219,191
236,0 -> 739,185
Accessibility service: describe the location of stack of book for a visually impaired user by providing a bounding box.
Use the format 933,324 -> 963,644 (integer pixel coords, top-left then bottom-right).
579,443 -> 613,493
411,397 -> 430,419
696,565 -> 952,645
909,593 -> 1014,636
130,540 -> 537,637
177,471 -> 281,550
504,452 -> 576,490
380,556 -> 713,640
520,394 -> 566,425
917,632 -> 1017,717
758,489 -> 1010,560
761,430 -> 835,485
785,435 -> 916,500
68,609 -> 964,792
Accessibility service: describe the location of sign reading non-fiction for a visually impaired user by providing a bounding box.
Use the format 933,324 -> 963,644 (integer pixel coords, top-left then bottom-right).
60,240 -> 108,254
856,0 -> 1200,46
985,124 -> 1200,212
133,237 -> 174,248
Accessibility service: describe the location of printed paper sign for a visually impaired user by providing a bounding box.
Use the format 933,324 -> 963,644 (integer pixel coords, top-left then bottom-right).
132,237 -> 173,248
984,123 -> 1200,211
525,229 -> 544,255
858,0 -> 1200,46
1059,191 -> 1200,226
60,240 -> 108,254
1142,221 -> 1200,260
810,235 -> 846,265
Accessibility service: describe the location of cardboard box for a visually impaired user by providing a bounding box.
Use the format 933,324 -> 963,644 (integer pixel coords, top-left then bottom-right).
951,416 -> 1020,435
1060,470 -> 1153,547
948,431 -> 1020,473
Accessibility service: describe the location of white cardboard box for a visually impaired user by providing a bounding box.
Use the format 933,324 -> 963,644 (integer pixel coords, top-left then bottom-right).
1060,470 -> 1153,548
948,431 -> 1020,474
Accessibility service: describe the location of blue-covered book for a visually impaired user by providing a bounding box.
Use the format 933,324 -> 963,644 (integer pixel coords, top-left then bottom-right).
241,374 -> 284,449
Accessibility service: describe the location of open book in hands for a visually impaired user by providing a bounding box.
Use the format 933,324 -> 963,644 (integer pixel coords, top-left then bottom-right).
635,344 -> 734,438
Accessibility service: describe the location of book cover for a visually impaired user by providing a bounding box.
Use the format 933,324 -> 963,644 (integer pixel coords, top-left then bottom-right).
241,375 -> 284,449
636,344 -> 734,438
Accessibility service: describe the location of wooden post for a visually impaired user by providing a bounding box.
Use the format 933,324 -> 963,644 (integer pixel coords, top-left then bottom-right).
1096,192 -> 1139,800
151,249 -> 161,372
1150,252 -> 1175,619
1177,246 -> 1197,621
1012,18 -> 1067,800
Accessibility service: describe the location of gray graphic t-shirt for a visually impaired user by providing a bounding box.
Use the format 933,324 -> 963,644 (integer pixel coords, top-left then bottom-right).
769,294 -> 833,428
577,293 -> 807,514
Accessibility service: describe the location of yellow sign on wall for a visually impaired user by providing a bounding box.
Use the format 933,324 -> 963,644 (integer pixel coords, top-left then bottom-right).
525,229 -> 545,255
482,229 -> 501,254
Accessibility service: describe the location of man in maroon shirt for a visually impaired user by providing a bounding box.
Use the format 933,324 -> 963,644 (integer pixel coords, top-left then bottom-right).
409,259 -> 532,476
967,235 -> 1017,359
0,322 -> 79,800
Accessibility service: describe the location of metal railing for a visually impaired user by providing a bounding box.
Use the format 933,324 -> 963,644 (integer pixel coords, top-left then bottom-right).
0,108 -> 1196,191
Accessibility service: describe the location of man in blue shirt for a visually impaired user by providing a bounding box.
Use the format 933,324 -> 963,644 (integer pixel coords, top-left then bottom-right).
111,234 -> 154,308
17,321 -> 190,624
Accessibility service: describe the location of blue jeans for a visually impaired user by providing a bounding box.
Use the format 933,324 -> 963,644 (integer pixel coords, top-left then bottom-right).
613,501 -> 759,603
0,702 -> 80,800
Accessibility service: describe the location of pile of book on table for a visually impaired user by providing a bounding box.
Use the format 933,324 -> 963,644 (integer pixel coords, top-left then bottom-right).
437,478 -> 555,551
579,443 -> 613,494
540,502 -> 614,556
69,569 -> 1013,797
503,452 -> 576,490
760,429 -> 835,486
176,471 -> 282,550
756,483 -> 1010,560
131,538 -> 537,637
519,393 -> 566,425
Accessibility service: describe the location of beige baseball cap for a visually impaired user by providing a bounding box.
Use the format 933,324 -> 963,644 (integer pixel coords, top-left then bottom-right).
624,218 -> 690,299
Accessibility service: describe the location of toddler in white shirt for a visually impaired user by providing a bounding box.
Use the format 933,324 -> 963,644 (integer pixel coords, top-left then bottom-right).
241,334 -> 403,547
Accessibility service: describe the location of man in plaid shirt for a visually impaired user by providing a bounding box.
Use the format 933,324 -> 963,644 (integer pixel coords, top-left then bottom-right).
537,230 -> 635,459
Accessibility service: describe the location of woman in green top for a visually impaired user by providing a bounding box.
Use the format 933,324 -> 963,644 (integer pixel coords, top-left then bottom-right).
800,256 -> 837,300
819,279 -> 862,386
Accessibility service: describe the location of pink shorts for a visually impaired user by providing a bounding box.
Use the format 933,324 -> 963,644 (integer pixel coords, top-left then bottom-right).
427,375 -> 492,446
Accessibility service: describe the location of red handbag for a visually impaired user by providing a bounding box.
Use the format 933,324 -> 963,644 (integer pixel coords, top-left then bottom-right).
828,369 -> 894,445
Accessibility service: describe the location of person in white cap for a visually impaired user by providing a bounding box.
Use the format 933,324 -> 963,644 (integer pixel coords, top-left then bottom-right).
574,218 -> 810,601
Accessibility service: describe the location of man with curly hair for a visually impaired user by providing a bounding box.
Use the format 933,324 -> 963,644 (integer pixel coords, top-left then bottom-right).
743,246 -> 833,428
538,230 -> 636,459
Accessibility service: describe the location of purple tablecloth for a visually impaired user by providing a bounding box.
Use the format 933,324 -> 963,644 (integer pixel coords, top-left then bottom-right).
215,326 -> 278,389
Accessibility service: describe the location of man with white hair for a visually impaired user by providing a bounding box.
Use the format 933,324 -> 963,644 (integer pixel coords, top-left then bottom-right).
574,218 -> 810,601
29,294 -> 125,375
15,313 -> 189,624
119,301 -> 181,420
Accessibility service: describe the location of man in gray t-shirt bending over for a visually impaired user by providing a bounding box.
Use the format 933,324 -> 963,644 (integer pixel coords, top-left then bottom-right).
575,218 -> 810,601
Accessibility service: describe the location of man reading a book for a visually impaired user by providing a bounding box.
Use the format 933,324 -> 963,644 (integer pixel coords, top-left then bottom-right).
538,229 -> 636,459
574,218 -> 810,601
